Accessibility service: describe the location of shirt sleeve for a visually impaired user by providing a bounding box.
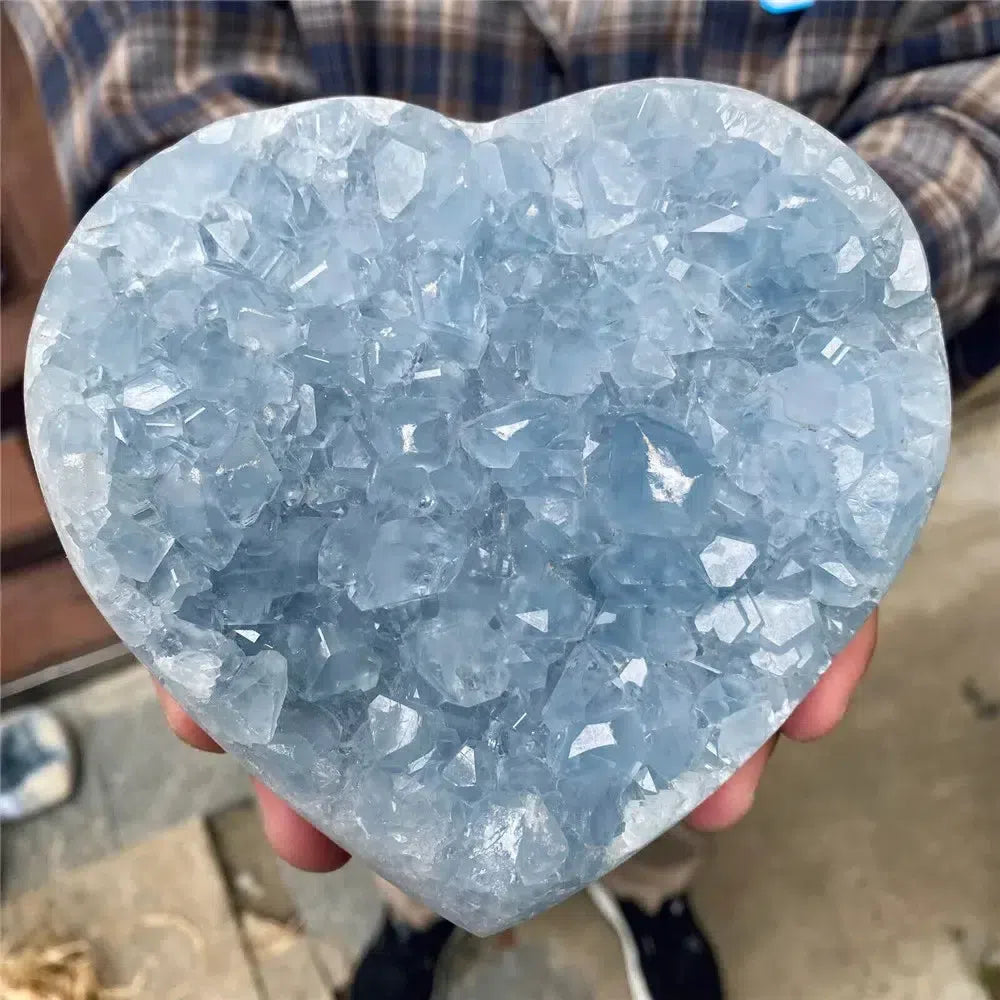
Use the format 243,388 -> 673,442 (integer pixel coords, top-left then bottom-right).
7,0 -> 317,217
837,1 -> 1000,337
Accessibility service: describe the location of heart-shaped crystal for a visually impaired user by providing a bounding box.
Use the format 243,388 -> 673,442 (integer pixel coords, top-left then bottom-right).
26,80 -> 949,933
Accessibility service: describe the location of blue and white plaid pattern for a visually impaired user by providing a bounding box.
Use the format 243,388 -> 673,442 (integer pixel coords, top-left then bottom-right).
8,0 -> 1000,350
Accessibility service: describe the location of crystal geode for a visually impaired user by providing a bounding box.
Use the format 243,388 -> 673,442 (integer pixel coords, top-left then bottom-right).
25,81 -> 950,932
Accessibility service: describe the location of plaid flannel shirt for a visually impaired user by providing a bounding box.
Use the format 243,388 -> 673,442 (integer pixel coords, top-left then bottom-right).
9,0 -> 1000,360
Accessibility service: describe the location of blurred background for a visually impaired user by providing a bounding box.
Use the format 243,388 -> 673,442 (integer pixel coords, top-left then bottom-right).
1,5 -> 998,1000
1,10 -> 119,682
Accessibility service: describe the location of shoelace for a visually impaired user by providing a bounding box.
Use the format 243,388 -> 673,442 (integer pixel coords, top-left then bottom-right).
586,883 -> 654,1000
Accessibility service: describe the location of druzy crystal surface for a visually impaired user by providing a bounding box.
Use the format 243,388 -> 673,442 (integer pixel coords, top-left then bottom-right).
26,81 -> 949,932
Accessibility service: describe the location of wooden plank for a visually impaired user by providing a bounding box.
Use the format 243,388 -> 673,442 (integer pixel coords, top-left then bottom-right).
1,12 -> 72,278
1,285 -> 42,391
1,557 -> 116,681
1,432 -> 52,550
1,12 -> 72,389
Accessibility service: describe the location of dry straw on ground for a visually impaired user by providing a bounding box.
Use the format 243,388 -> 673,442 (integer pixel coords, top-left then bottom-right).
0,940 -> 138,1000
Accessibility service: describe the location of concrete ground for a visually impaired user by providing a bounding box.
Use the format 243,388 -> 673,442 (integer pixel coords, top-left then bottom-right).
2,372 -> 998,999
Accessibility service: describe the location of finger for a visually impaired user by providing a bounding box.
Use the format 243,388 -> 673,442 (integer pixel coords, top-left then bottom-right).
151,678 -> 224,753
686,736 -> 778,832
781,611 -> 878,742
253,779 -> 351,872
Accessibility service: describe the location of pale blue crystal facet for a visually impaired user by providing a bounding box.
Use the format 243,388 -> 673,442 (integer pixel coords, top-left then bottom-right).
25,82 -> 949,933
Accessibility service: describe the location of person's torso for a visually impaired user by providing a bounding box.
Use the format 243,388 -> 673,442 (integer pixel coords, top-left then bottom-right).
290,0 -> 920,130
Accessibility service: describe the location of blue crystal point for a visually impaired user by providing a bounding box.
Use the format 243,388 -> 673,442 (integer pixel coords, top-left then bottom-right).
25,81 -> 949,933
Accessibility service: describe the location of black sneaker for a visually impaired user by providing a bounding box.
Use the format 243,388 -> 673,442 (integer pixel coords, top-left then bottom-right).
588,885 -> 724,1000
350,916 -> 456,1000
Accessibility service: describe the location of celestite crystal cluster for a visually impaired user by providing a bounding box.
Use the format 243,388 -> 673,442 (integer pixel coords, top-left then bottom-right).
26,81 -> 949,932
